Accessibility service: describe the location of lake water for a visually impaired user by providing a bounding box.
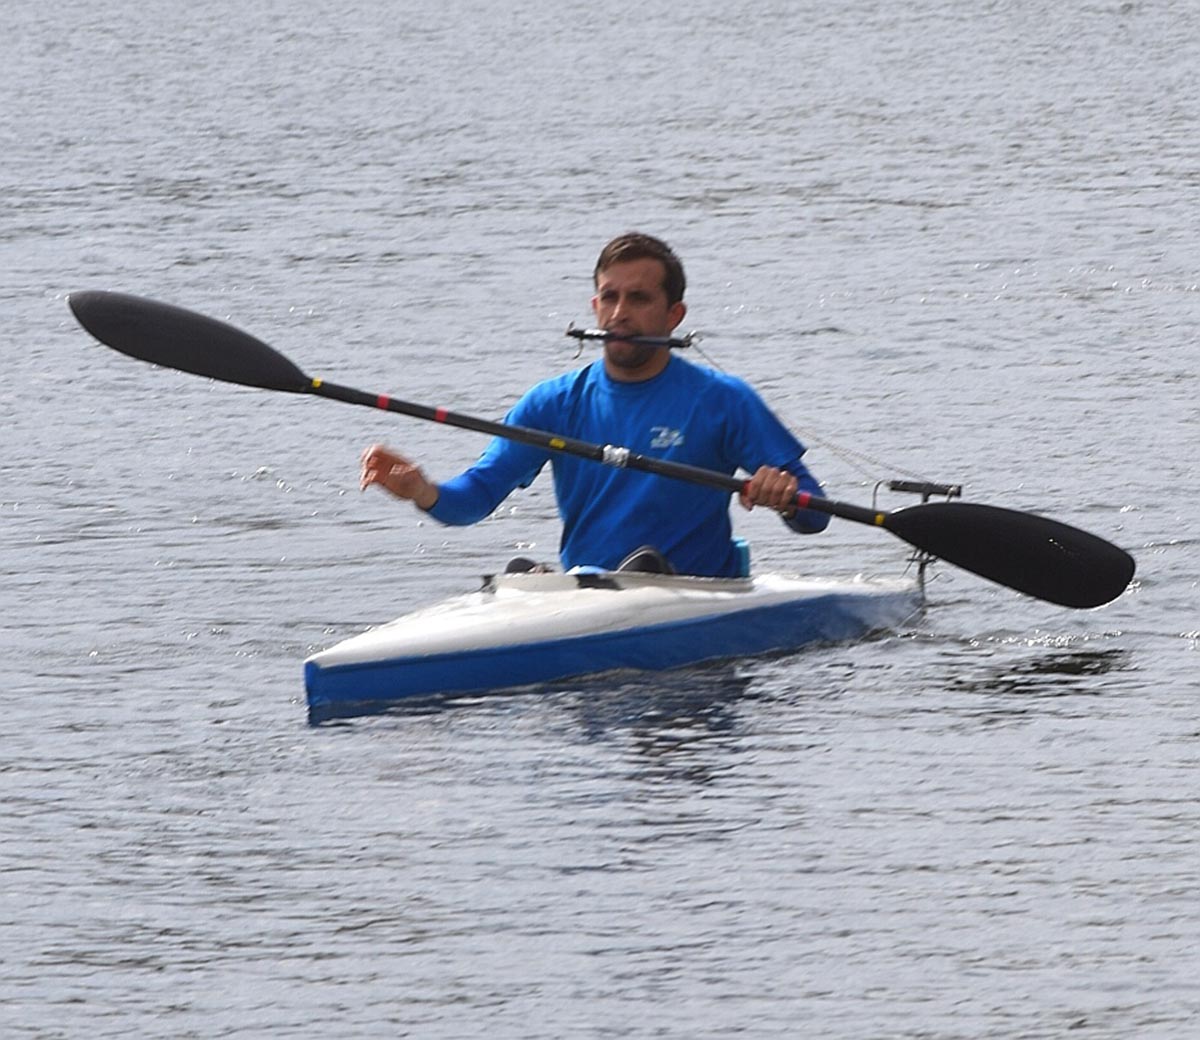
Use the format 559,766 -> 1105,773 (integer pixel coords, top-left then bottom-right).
2,1 -> 1197,1036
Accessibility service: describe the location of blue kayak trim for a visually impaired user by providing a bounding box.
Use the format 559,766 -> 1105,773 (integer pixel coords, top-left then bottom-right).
305,586 -> 919,722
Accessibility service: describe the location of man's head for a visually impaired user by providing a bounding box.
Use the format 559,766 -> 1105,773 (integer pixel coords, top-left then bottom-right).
591,233 -> 688,381
593,232 -> 686,306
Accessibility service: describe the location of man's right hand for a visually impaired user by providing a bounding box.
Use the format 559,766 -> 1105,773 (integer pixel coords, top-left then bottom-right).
360,444 -> 439,510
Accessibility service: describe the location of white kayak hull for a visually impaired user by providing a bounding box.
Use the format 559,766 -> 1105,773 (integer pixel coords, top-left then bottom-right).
304,570 -> 923,719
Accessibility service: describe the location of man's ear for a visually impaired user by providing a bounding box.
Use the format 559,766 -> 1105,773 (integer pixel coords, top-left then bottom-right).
668,300 -> 687,330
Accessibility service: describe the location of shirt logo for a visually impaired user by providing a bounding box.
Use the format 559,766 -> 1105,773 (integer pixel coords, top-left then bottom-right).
650,427 -> 685,449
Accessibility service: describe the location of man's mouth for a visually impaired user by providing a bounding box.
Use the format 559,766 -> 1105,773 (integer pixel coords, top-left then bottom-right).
604,327 -> 638,343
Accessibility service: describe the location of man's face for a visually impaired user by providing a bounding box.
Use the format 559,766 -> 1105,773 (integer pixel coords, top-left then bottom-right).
591,258 -> 687,373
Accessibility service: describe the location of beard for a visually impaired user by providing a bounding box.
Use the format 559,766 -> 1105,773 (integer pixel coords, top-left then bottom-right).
604,338 -> 659,371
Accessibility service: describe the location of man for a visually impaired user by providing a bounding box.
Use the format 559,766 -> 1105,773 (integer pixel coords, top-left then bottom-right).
360,233 -> 829,577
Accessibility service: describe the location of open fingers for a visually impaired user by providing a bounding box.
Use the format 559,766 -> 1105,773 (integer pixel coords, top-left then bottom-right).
360,444 -> 406,491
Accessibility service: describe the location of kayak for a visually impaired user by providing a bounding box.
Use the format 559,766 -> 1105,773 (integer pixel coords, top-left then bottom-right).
304,568 -> 923,720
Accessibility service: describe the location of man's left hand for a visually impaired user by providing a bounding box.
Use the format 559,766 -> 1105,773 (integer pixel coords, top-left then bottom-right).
739,465 -> 799,517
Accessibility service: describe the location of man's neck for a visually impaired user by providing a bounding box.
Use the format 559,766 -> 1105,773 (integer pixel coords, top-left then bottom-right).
602,350 -> 672,383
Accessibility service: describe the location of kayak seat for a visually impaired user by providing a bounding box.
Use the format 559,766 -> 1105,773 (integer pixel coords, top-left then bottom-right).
615,545 -> 677,575
505,556 -> 553,574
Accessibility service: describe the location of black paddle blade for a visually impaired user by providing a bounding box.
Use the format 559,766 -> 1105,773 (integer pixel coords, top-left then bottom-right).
68,290 -> 311,393
884,501 -> 1135,608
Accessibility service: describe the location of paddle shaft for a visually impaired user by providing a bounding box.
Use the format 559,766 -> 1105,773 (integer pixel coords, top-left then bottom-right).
310,379 -> 875,524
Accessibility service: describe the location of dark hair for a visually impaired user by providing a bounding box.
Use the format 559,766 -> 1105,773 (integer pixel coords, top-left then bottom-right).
593,232 -> 687,305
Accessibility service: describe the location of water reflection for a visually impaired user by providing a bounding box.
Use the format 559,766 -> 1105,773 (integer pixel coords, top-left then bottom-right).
565,664 -> 754,738
947,648 -> 1132,699
563,664 -> 757,787
313,661 -> 763,786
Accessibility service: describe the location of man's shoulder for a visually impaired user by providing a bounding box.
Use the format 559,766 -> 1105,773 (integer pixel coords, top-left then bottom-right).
668,356 -> 756,397
511,362 -> 598,416
525,362 -> 598,397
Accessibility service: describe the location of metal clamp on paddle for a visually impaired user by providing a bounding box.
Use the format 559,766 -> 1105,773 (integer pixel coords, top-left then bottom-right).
602,445 -> 631,468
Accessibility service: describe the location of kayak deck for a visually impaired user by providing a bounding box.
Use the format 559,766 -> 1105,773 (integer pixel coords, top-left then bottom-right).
304,570 -> 922,721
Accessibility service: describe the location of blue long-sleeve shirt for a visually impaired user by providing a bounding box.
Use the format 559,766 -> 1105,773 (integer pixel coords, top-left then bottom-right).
427,355 -> 828,577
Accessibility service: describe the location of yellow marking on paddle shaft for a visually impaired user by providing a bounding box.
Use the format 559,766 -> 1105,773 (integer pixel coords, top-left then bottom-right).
311,378 -> 323,389
549,438 -> 566,449
875,514 -> 886,525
